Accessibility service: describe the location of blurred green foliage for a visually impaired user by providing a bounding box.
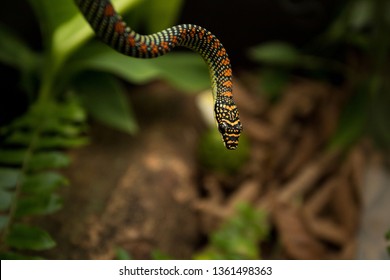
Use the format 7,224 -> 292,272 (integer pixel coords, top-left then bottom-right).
249,0 -> 390,152
198,129 -> 250,174
0,0 -> 211,259
195,203 -> 269,260
0,99 -> 86,258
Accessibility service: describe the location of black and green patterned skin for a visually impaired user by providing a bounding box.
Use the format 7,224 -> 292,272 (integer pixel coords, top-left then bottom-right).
75,0 -> 242,149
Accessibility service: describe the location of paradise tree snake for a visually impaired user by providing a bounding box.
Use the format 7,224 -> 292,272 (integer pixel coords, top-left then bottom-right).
74,0 -> 242,149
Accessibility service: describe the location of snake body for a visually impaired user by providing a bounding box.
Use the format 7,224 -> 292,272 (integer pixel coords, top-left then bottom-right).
75,0 -> 242,149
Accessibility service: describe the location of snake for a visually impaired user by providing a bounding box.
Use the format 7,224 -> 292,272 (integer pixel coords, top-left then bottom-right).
74,0 -> 242,149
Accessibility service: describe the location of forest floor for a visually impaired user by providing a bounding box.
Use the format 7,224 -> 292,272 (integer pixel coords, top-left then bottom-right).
41,74 -> 389,260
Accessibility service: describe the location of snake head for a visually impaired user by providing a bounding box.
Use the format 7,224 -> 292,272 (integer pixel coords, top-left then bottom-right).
214,97 -> 243,150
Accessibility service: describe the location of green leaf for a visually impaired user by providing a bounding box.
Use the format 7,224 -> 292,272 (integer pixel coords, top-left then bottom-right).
69,43 -> 161,84
6,223 -> 56,250
22,172 -> 68,194
39,120 -> 87,137
0,168 -> 21,189
36,135 -> 89,149
115,247 -> 132,260
28,151 -> 71,171
249,42 -> 300,66
15,194 -> 63,217
69,43 -> 209,92
154,53 -> 210,92
55,99 -> 87,123
74,72 -> 138,134
0,189 -> 13,211
2,131 -> 35,146
140,0 -> 184,33
49,0 -> 142,69
194,203 -> 269,260
0,149 -> 28,165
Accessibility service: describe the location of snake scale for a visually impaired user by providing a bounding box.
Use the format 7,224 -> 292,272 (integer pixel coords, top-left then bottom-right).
75,0 -> 242,149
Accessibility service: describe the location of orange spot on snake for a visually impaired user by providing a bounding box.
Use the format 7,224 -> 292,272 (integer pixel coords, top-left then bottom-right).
180,29 -> 187,39
115,21 -> 125,34
139,43 -> 147,53
127,36 -> 135,47
221,58 -> 230,65
150,42 -> 159,55
190,27 -> 197,38
198,29 -> 205,39
223,91 -> 233,97
171,35 -> 178,44
104,3 -> 115,17
217,49 -> 226,56
223,69 -> 232,76
223,81 -> 233,88
160,41 -> 169,50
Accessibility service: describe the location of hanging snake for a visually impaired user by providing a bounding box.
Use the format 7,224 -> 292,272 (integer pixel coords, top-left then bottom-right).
74,0 -> 242,149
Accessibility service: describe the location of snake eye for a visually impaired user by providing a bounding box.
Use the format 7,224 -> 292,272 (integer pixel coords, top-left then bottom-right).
218,122 -> 228,134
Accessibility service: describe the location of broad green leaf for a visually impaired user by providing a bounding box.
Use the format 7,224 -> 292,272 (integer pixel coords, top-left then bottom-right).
74,72 -> 138,134
154,53 -> 210,92
6,223 -> 56,250
139,0 -> 184,33
28,151 -> 71,171
0,149 -> 28,165
15,194 -> 63,217
249,42 -> 300,66
50,0 -> 142,69
0,168 -> 21,189
22,172 -> 68,194
68,43 -> 161,84
69,43 -> 209,92
0,189 -> 13,211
